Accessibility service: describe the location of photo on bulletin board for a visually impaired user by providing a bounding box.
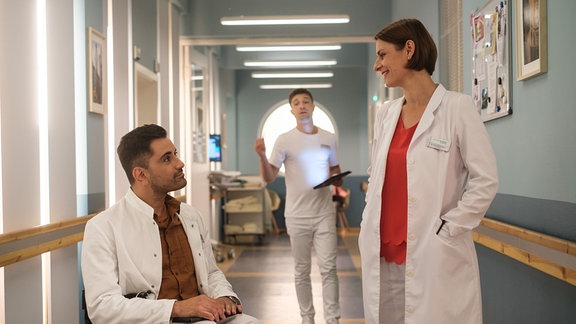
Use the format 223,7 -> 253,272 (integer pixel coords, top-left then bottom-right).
470,0 -> 511,122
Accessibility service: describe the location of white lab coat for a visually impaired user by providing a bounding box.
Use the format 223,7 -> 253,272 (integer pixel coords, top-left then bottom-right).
359,85 -> 498,324
82,189 -> 238,324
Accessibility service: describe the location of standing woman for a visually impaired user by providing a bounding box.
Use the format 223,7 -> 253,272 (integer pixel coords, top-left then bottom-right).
359,19 -> 498,324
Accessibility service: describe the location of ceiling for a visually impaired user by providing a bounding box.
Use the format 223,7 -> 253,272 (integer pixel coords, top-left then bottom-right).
180,0 -> 392,71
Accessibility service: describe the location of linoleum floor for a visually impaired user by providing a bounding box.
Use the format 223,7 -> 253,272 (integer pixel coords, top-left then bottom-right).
217,231 -> 365,324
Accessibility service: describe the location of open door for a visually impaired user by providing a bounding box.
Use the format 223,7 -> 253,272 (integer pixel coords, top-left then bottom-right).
134,62 -> 158,126
181,46 -> 212,236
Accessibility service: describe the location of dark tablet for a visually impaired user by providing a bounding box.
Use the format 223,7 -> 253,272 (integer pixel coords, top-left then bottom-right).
173,313 -> 243,323
313,171 -> 351,189
172,317 -> 204,323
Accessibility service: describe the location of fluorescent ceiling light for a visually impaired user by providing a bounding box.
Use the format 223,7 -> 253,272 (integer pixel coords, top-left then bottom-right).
260,84 -> 333,90
236,44 -> 341,52
252,71 -> 334,78
221,15 -> 349,26
244,60 -> 337,67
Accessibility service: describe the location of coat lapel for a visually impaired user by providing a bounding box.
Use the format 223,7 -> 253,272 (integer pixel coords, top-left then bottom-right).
412,84 -> 447,142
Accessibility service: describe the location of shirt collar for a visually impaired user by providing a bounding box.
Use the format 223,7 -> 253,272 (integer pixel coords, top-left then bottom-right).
125,189 -> 182,219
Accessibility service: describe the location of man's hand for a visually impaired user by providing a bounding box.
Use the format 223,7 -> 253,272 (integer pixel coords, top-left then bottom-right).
172,295 -> 227,321
216,296 -> 243,316
254,138 -> 266,158
329,165 -> 343,187
254,137 -> 280,183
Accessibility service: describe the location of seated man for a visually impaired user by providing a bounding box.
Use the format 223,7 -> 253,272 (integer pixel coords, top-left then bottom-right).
82,124 -> 259,324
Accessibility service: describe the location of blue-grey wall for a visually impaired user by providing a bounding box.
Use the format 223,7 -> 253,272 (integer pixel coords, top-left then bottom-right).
477,245 -> 576,323
461,1 -> 576,321
132,0 -> 157,71
85,0 -> 106,214
463,0 -> 576,206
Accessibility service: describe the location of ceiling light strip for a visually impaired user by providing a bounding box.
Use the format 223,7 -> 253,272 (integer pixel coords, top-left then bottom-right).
236,44 -> 341,52
244,60 -> 337,67
252,72 -> 334,78
221,15 -> 349,26
260,84 -> 333,89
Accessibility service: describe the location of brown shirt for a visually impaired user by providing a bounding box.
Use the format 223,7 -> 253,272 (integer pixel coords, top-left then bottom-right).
155,195 -> 199,300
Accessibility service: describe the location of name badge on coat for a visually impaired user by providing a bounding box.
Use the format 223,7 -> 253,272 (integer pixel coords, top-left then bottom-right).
427,137 -> 451,152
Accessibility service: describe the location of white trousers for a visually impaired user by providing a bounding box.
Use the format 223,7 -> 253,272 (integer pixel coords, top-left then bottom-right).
379,258 -> 406,324
286,214 -> 340,323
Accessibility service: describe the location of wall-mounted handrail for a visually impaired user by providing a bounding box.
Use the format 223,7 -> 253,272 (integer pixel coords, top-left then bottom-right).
1,212 -> 574,287
0,214 -> 95,245
473,217 -> 576,286
0,214 -> 96,268
479,218 -> 576,256
0,196 -> 186,268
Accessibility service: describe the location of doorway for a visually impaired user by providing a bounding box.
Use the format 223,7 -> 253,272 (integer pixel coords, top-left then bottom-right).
134,62 -> 158,126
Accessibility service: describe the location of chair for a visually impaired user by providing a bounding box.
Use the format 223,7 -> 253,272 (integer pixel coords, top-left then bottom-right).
82,289 -> 92,324
266,189 -> 281,234
333,187 -> 350,234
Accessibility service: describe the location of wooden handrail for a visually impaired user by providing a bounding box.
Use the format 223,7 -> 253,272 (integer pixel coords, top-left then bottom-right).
0,214 -> 96,245
1,212 -> 574,287
473,218 -> 576,286
0,232 -> 85,268
0,214 -> 96,268
480,218 -> 576,256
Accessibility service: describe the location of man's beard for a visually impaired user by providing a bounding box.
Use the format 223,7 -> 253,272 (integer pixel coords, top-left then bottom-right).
150,176 -> 187,194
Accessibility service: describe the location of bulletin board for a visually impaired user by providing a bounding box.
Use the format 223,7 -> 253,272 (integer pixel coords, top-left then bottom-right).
470,0 -> 511,122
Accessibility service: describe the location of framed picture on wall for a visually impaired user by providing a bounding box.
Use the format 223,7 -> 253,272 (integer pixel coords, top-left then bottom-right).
87,27 -> 106,114
515,0 -> 547,80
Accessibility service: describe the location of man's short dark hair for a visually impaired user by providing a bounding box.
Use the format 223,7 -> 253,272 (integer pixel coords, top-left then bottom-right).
374,18 -> 437,75
289,88 -> 314,104
117,124 -> 167,184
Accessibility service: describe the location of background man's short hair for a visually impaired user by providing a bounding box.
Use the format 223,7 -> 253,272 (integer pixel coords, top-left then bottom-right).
289,88 -> 314,104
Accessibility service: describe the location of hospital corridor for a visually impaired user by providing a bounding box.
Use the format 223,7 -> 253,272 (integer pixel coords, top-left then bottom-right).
1,0 -> 575,323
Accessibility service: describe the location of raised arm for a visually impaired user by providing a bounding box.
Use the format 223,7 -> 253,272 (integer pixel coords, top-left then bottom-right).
254,138 -> 279,183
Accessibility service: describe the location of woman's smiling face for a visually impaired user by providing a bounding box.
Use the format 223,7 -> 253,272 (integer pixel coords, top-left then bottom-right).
373,39 -> 410,88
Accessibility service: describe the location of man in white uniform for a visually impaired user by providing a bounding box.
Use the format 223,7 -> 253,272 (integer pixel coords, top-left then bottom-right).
82,124 -> 259,324
254,88 -> 343,324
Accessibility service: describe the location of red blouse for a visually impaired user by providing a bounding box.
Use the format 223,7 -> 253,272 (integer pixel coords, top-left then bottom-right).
380,118 -> 418,264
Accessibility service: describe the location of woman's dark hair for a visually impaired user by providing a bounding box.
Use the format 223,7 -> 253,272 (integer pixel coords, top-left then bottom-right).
374,18 -> 437,75
289,88 -> 314,104
117,124 -> 167,184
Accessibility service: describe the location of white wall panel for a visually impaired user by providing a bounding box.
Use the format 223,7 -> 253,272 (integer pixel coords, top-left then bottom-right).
0,1 -> 45,323
47,0 -> 80,322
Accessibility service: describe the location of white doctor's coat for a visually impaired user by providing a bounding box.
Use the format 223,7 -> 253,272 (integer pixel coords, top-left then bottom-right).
82,189 -> 238,324
359,85 -> 498,324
